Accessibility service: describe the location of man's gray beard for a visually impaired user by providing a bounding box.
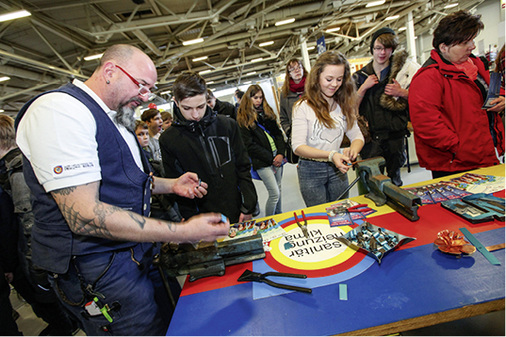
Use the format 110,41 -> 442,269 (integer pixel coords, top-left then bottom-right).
115,104 -> 137,132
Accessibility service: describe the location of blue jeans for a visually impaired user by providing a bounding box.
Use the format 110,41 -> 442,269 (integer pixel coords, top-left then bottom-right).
49,243 -> 172,336
256,165 -> 283,216
297,159 -> 349,207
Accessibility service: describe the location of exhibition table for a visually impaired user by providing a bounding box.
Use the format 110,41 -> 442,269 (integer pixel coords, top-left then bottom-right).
167,165 -> 505,336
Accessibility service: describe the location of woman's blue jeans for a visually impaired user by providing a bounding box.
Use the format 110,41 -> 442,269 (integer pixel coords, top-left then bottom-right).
297,159 -> 349,207
256,165 -> 283,216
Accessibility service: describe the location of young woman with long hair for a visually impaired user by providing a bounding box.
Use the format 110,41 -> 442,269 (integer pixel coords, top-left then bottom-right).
237,85 -> 286,216
292,51 -> 364,207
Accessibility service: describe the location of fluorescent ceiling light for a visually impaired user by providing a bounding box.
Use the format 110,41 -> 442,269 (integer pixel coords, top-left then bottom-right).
275,18 -> 295,26
244,81 -> 252,84
398,26 -> 407,31
326,27 -> 340,33
385,15 -> 400,21
444,3 -> 459,8
307,46 -> 315,50
259,41 -> 274,47
0,109 -> 4,113
0,9 -> 31,23
84,53 -> 103,61
0,76 -> 10,82
206,81 -> 215,85
160,90 -> 171,95
182,38 -> 204,46
192,56 -> 208,62
251,58 -> 263,63
246,71 -> 257,76
214,87 -> 237,98
199,69 -> 212,75
366,0 -> 385,7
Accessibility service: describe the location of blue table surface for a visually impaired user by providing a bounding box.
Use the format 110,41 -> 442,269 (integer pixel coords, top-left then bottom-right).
167,227 -> 505,336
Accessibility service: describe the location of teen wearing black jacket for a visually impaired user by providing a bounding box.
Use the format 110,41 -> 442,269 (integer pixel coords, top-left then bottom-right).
159,72 -> 257,223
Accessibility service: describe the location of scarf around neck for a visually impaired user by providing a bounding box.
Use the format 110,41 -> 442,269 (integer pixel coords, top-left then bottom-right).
454,58 -> 478,81
289,77 -> 306,94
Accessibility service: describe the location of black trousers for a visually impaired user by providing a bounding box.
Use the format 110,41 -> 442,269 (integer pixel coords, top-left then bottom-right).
431,169 -> 468,180
0,265 -> 22,336
360,137 -> 406,186
10,263 -> 76,335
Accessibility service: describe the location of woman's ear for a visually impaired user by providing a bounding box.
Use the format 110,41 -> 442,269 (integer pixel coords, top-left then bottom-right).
439,43 -> 448,54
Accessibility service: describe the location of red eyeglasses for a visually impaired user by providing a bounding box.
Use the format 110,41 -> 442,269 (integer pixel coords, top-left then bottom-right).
115,65 -> 156,98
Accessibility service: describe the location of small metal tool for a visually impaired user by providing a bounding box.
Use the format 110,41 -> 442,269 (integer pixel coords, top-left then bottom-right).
486,243 -> 505,252
344,204 -> 373,225
293,210 -> 308,238
237,269 -> 312,293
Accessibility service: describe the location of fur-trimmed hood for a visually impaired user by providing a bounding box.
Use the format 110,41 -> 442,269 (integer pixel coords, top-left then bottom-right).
379,50 -> 420,111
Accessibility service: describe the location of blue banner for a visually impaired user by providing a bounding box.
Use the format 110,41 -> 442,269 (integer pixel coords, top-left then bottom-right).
317,35 -> 326,55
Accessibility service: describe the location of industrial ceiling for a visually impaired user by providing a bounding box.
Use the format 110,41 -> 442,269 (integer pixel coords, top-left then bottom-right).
0,0 -> 485,116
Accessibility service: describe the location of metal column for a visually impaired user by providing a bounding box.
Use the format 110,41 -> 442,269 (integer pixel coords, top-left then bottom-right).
406,11 -> 417,59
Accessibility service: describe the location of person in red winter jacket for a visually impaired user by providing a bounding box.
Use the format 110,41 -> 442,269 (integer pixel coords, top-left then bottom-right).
409,10 -> 504,179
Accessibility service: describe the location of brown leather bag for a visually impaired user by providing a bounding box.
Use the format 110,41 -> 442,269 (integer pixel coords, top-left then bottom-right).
341,115 -> 371,147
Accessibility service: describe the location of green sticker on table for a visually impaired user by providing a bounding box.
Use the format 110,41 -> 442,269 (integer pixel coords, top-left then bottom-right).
339,283 -> 348,300
459,227 -> 501,266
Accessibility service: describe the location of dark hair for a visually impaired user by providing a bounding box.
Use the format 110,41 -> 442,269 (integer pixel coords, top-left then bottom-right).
370,28 -> 397,53
140,108 -> 160,122
235,89 -> 244,99
433,10 -> 484,51
173,71 -> 207,102
206,88 -> 215,99
280,58 -> 308,96
374,33 -> 399,53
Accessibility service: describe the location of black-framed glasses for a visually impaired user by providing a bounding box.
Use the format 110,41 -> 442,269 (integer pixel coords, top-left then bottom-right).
115,65 -> 156,98
373,46 -> 391,52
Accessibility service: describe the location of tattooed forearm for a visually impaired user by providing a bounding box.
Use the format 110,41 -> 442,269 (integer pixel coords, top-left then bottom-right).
127,212 -> 146,229
58,202 -> 115,239
52,183 -> 149,240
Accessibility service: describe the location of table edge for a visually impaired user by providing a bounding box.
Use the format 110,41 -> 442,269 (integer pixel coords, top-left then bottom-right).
338,298 -> 505,336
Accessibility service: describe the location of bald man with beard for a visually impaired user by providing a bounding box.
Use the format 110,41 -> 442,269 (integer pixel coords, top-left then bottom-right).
15,44 -> 229,335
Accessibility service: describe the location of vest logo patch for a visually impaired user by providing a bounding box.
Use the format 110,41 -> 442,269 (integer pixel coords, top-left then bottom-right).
54,166 -> 63,174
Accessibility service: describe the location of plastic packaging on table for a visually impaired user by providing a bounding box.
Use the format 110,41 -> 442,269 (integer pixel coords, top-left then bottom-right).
337,222 -> 415,264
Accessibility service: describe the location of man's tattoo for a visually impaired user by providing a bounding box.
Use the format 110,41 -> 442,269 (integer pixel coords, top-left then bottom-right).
58,202 -> 114,239
166,221 -> 176,232
127,212 -> 146,229
52,186 -> 77,196
53,184 -> 148,238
